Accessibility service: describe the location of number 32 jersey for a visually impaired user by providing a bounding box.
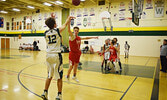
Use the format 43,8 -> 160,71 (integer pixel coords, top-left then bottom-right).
44,28 -> 61,53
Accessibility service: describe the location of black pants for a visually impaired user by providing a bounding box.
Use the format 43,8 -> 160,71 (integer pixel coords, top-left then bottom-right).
160,56 -> 167,71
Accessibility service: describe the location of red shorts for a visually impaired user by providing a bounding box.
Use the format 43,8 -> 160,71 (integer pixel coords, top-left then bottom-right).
109,56 -> 117,62
69,51 -> 81,66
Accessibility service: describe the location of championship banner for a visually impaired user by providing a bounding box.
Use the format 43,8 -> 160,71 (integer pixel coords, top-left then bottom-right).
128,1 -> 132,11
77,9 -> 82,17
83,8 -> 88,17
71,9 -> 75,16
83,18 -> 87,27
90,8 -> 95,16
119,2 -> 126,11
155,1 -> 164,17
119,2 -> 126,21
146,0 -> 153,9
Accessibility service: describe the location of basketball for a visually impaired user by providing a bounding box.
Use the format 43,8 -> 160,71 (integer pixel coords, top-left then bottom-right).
72,0 -> 80,6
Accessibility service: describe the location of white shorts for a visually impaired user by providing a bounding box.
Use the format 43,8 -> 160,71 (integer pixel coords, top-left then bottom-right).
46,53 -> 63,80
124,49 -> 129,53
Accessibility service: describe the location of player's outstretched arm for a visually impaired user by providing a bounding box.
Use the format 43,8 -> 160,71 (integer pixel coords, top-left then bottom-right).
68,19 -> 73,37
81,37 -> 98,40
59,16 -> 75,33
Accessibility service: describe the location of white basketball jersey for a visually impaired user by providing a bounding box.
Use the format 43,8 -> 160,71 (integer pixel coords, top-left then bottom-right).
45,28 -> 61,53
104,44 -> 110,60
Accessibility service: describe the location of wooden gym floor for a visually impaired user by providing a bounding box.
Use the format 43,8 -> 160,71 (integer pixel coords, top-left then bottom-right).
0,49 -> 166,100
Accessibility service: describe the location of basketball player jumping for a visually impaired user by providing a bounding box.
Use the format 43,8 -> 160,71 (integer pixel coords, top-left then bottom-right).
66,18 -> 98,82
41,16 -> 74,100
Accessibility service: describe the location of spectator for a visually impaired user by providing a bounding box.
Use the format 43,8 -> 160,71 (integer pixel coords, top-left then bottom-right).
160,39 -> 167,73
33,40 -> 37,50
90,45 -> 94,54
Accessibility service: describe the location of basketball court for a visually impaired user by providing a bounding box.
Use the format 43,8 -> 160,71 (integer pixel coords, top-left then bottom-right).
0,0 -> 167,100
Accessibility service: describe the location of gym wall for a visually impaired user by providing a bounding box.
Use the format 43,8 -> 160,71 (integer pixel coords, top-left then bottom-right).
0,0 -> 167,57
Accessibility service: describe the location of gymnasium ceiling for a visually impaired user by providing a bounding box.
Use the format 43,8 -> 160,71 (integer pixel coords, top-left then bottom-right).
0,0 -> 111,14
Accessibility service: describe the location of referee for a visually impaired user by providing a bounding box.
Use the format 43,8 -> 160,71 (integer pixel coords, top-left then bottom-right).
160,39 -> 167,73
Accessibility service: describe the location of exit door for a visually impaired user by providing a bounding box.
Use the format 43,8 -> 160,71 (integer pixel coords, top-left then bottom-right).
1,38 -> 10,49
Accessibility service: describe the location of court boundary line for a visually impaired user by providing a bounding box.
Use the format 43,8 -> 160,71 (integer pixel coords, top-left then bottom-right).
151,59 -> 160,100
120,76 -> 137,100
17,63 -> 42,98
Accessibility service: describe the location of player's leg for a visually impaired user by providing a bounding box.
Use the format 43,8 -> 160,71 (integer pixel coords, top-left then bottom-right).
56,54 -> 63,100
41,54 -> 55,100
118,58 -> 122,71
41,67 -> 53,100
72,62 -> 79,82
113,61 -> 119,73
41,77 -> 52,100
56,70 -> 63,100
66,61 -> 73,79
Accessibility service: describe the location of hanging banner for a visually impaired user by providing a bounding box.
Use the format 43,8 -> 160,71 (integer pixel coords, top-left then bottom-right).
119,2 -> 126,11
119,12 -> 125,21
83,8 -> 88,17
38,14 -> 42,20
87,17 -> 91,26
146,0 -> 153,9
90,8 -> 95,16
155,1 -> 164,17
128,1 -> 132,11
71,9 -> 75,16
77,9 -> 82,17
76,18 -> 82,26
44,13 -> 48,20
83,18 -> 87,27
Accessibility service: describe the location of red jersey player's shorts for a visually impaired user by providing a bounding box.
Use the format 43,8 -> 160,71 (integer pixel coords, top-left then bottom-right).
69,51 -> 81,65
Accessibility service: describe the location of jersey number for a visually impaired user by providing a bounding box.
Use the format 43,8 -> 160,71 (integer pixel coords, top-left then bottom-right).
48,35 -> 56,44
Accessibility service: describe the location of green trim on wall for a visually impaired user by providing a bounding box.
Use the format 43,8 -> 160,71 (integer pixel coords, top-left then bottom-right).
78,31 -> 167,36
0,31 -> 167,37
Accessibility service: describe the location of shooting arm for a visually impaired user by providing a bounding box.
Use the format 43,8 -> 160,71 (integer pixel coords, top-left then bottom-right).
59,16 -> 75,33
68,20 -> 73,37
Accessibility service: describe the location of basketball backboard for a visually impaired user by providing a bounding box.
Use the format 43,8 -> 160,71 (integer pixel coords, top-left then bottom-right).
132,0 -> 144,26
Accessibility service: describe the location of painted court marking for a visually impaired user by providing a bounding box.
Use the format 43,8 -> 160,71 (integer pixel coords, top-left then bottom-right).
0,63 -> 126,98
120,77 -> 137,100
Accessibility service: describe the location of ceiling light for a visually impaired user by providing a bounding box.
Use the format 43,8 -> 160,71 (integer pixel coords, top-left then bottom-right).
27,6 -> 35,9
12,8 -> 20,12
55,1 -> 63,5
0,0 -> 6,1
0,10 -> 8,14
81,0 -> 85,1
43,2 -> 52,6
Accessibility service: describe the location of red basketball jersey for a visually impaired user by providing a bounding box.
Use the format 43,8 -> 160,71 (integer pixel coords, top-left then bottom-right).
69,36 -> 81,53
109,46 -> 117,60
